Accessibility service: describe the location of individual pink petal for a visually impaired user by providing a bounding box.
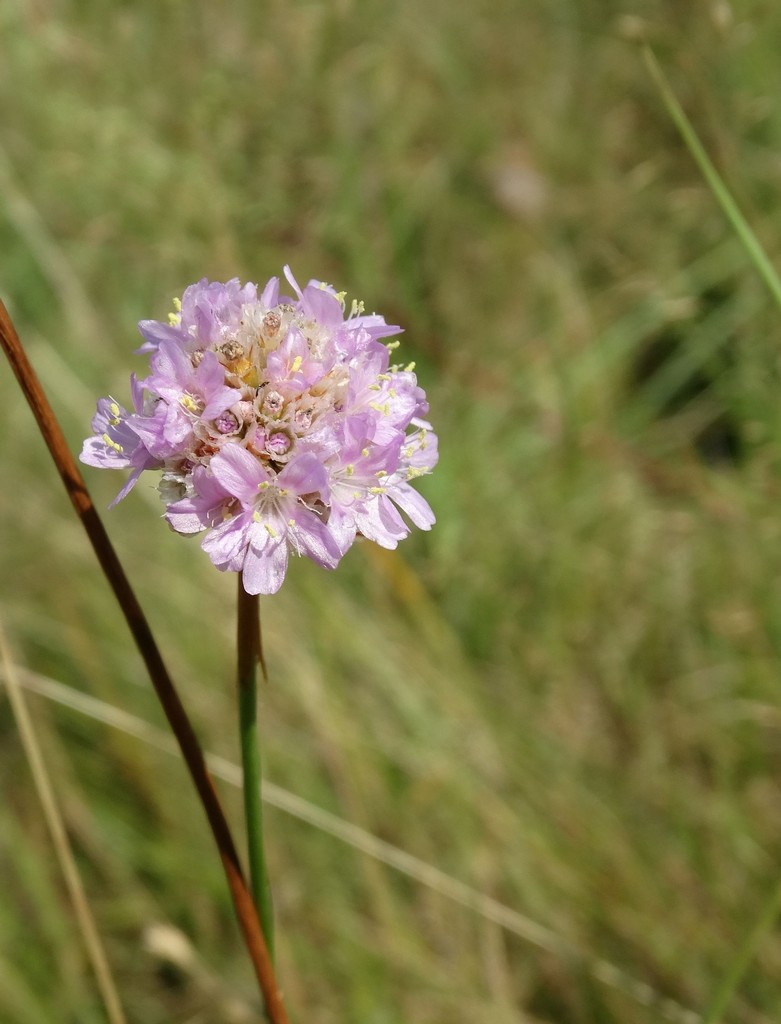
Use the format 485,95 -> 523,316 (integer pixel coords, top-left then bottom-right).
278,453 -> 329,497
210,446 -> 269,503
323,505 -> 358,556
202,513 -> 250,569
301,283 -> 343,325
354,497 -> 407,549
136,320 -> 184,353
108,465 -> 145,507
388,482 -> 435,529
291,508 -> 342,568
165,502 -> 208,534
283,265 -> 303,300
260,276 -> 279,307
243,528 -> 289,594
202,385 -> 243,420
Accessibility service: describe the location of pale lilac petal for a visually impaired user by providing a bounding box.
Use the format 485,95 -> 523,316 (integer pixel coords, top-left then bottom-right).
80,435 -> 133,470
127,405 -> 176,459
165,504 -> 208,534
353,497 -> 407,549
130,374 -> 145,414
378,494 -> 409,536
278,453 -> 329,497
202,386 -> 243,420
108,465 -> 146,507
136,320 -> 184,353
190,466 -> 233,507
291,508 -> 342,568
165,470 -> 227,533
243,528 -> 289,595
149,338 -> 192,384
283,265 -> 303,300
301,283 -> 343,325
260,276 -> 279,307
348,315 -> 402,341
193,350 -> 226,391
210,446 -> 268,503
388,482 -> 435,529
325,506 -> 358,556
202,513 -> 251,570
162,403 -> 193,448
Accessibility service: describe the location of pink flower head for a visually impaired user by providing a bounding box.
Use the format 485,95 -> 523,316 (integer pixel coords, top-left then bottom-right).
81,268 -> 438,594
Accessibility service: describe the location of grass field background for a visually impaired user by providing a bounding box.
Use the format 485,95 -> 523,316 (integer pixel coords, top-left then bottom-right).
3,2 -> 781,1022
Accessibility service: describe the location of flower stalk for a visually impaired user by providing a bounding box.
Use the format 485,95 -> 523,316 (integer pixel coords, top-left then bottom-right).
237,580 -> 275,959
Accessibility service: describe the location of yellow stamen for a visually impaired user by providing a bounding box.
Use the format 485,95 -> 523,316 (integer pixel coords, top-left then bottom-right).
291,355 -> 303,373
172,296 -> 182,312
265,523 -> 277,538
102,433 -> 123,453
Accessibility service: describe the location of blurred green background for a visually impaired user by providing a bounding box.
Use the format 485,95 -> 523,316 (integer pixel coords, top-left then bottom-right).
3,1 -> 781,1021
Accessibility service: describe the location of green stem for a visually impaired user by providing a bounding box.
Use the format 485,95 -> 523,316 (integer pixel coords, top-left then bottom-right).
237,579 -> 274,961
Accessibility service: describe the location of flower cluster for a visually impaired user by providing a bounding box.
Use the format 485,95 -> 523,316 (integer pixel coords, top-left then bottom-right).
81,268 -> 437,594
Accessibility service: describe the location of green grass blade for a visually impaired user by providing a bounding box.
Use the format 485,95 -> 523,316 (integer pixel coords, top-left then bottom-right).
645,46 -> 781,1022
643,46 -> 781,311
1,662 -> 702,1024
702,874 -> 781,1024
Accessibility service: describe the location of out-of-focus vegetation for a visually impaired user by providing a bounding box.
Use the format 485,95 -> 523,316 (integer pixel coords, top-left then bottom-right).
3,2 -> 781,1021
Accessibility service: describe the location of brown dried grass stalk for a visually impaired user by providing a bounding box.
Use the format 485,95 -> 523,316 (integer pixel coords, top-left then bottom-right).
0,299 -> 289,1024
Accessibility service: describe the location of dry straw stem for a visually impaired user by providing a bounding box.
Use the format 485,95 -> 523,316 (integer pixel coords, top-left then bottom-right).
0,620 -> 127,1024
0,299 -> 288,1024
